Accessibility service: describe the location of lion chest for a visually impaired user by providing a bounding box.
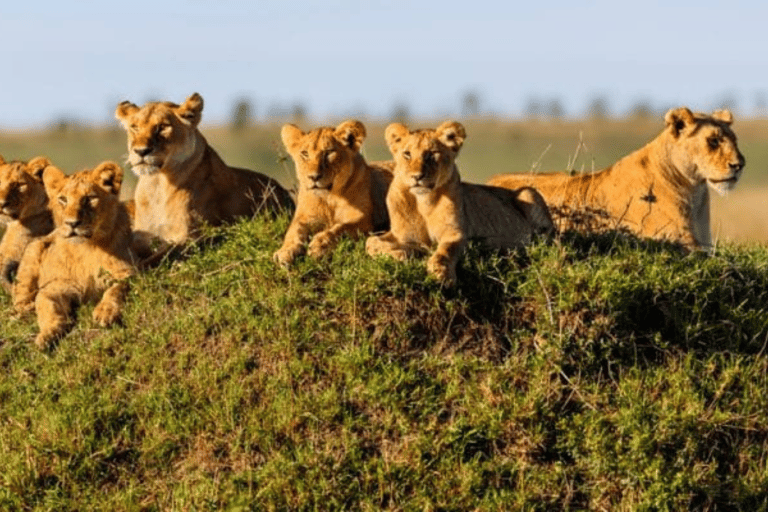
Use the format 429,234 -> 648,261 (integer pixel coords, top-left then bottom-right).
417,192 -> 463,246
134,175 -> 193,243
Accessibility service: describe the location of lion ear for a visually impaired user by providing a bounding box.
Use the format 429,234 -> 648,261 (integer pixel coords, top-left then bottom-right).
664,107 -> 695,137
115,100 -> 139,122
177,93 -> 204,127
712,109 -> 733,125
26,156 -> 52,182
280,124 -> 304,154
436,121 -> 466,152
42,165 -> 67,195
385,123 -> 410,152
334,120 -> 366,152
92,161 -> 124,195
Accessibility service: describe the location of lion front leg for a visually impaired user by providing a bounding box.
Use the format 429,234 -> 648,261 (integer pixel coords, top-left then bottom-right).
273,217 -> 314,267
427,232 -> 466,286
33,282 -> 79,350
366,231 -> 422,261
92,281 -> 129,327
12,240 -> 47,315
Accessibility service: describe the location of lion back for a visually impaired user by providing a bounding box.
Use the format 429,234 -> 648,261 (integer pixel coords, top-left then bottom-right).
462,183 -> 554,249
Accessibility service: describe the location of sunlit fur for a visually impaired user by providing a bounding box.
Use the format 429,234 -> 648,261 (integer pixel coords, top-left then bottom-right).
274,120 -> 393,266
488,108 -> 745,250
114,93 -> 295,264
367,121 -> 554,285
13,162 -> 135,349
0,156 -> 54,293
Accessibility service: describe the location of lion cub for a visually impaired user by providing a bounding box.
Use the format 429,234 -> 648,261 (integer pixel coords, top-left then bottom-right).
366,121 -> 553,285
13,162 -> 136,349
274,120 -> 393,266
0,156 -> 54,293
115,93 -> 295,264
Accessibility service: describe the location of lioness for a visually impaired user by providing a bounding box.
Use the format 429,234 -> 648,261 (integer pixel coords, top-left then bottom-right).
366,121 -> 553,285
13,162 -> 136,349
488,108 -> 745,250
115,93 -> 294,263
0,156 -> 54,293
273,120 -> 393,266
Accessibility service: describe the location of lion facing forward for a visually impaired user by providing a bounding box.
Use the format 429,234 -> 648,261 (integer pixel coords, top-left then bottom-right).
0,156 -> 54,293
115,93 -> 294,263
273,120 -> 393,266
366,121 -> 553,285
13,162 -> 136,349
488,108 -> 745,250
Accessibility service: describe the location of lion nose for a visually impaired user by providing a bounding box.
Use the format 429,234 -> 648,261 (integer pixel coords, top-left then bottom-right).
730,160 -> 744,173
65,218 -> 81,229
134,146 -> 152,157
308,172 -> 322,182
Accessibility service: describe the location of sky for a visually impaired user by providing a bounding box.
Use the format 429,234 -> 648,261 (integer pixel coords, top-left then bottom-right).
2,0 -> 768,128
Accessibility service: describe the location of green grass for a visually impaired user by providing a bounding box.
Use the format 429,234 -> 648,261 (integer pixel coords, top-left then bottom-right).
2,212 -> 768,510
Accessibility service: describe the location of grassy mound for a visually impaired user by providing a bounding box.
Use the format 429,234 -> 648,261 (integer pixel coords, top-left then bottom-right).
2,214 -> 768,510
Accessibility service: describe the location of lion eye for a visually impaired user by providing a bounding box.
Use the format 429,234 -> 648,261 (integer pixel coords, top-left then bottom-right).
707,137 -> 720,150
325,151 -> 337,163
403,150 -> 411,161
129,124 -> 138,133
300,150 -> 309,160
58,196 -> 67,206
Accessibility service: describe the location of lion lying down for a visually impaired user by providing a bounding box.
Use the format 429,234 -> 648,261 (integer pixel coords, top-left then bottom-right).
115,93 -> 295,265
274,120 -> 393,266
488,108 -> 746,250
13,162 -> 136,349
367,121 -> 554,286
0,156 -> 54,293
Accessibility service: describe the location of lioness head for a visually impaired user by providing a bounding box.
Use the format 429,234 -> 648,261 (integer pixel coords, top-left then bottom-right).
281,120 -> 366,195
43,162 -> 124,243
664,107 -> 745,195
114,93 -> 204,176
385,121 -> 466,195
0,156 -> 51,222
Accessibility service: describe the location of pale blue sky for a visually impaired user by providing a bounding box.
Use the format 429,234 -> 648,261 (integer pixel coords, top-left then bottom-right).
2,0 -> 767,127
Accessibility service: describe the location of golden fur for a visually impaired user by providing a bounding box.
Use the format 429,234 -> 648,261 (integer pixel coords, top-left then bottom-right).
0,156 -> 54,293
366,121 -> 553,285
274,120 -> 393,266
114,93 -> 294,263
13,162 -> 136,349
488,108 -> 745,249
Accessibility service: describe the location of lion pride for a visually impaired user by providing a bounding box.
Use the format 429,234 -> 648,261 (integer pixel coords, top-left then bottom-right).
366,121 -> 553,285
13,162 -> 136,349
488,108 -> 745,250
114,93 -> 294,264
0,156 -> 54,293
274,120 -> 393,266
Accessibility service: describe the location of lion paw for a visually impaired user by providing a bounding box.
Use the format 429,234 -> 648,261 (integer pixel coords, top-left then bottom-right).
307,232 -> 334,259
427,256 -> 456,286
92,300 -> 121,326
273,246 -> 300,268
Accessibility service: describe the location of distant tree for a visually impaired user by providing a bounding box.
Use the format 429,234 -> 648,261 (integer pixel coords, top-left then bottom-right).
391,101 -> 410,123
754,91 -> 767,117
586,95 -> 610,120
291,102 -> 308,124
628,99 -> 654,119
546,98 -> 565,119
524,97 -> 543,119
460,90 -> 481,117
715,92 -> 738,113
230,97 -> 254,132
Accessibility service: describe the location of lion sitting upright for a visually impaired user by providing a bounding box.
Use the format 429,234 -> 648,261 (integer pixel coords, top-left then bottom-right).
13,162 -> 136,349
114,93 -> 295,264
366,121 -> 553,285
488,108 -> 745,250
273,120 -> 393,266
0,155 -> 54,293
